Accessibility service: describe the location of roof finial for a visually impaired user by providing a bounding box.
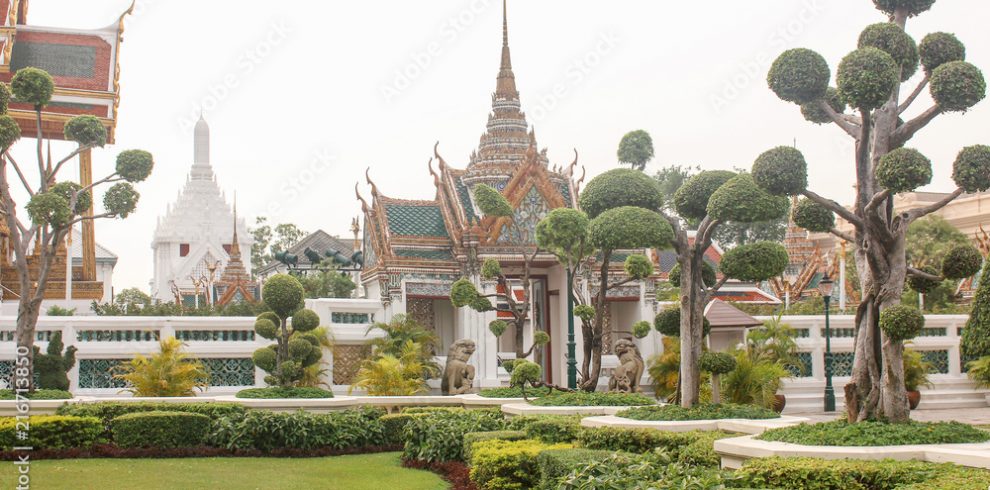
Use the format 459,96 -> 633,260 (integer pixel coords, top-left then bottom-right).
503,0 -> 509,48
230,193 -> 240,255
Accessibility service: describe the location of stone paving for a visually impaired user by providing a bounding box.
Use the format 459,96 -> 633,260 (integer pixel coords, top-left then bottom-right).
795,406 -> 990,426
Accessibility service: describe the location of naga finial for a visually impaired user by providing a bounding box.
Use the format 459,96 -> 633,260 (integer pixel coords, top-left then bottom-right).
355,183 -> 370,213
365,167 -> 380,197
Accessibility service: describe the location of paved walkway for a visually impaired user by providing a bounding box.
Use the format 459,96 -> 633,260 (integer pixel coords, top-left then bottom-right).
794,406 -> 990,426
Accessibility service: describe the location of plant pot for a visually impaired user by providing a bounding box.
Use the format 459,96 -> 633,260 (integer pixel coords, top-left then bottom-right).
772,394 -> 786,413
907,390 -> 921,410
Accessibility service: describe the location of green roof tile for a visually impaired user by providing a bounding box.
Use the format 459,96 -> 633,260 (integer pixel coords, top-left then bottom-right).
386,204 -> 449,237
455,178 -> 477,222
11,42 -> 96,78
394,248 -> 454,260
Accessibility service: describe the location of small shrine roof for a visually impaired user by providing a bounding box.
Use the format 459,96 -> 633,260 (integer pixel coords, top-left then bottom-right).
384,201 -> 449,238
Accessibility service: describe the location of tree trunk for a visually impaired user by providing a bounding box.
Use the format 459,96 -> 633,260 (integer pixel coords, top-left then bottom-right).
580,252 -> 611,391
679,251 -> 706,408
13,298 -> 42,392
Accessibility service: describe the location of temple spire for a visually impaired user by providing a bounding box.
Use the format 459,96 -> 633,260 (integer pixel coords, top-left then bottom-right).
496,0 -> 517,99
191,113 -> 213,181
229,196 -> 240,257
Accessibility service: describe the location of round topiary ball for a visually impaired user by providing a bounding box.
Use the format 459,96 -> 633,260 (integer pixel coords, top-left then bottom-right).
288,338 -> 314,359
920,32 -> 966,73
103,182 -> 140,218
801,87 -> 846,124
254,318 -> 278,340
533,331 -> 550,346
473,184 -> 513,218
700,351 -> 737,375
668,262 -> 717,288
654,309 -> 681,337
878,304 -> 925,341
719,242 -> 790,282
624,254 -> 654,280
262,274 -> 305,318
907,266 -> 941,294
11,67 -> 54,108
707,174 -> 790,223
673,170 -> 736,221
929,61 -> 986,112
26,191 -> 70,227
0,114 -> 20,149
876,148 -> 932,194
767,48 -> 831,104
252,347 -> 277,372
952,145 -> 990,193
258,311 -> 281,325
63,115 -> 107,147
481,258 -> 502,280
291,309 -> 320,332
0,84 -> 10,114
574,304 -> 595,323
942,244 -> 982,279
589,206 -> 673,251
632,321 -> 652,339
752,146 -> 808,196
858,23 -> 919,82
451,278 -> 479,308
792,198 -> 835,233
50,181 -> 92,215
872,0 -> 935,17
579,168 -> 663,219
116,149 -> 154,183
509,360 -> 542,387
837,47 -> 900,110
489,320 -> 508,337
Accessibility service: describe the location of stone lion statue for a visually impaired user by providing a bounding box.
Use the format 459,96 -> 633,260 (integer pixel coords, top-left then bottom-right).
441,339 -> 476,395
609,339 -> 645,393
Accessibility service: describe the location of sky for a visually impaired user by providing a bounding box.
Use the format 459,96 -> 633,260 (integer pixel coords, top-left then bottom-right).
10,0 -> 990,292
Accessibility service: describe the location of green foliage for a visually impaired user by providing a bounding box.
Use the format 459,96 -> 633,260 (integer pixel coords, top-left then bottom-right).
235,386 -> 334,398
262,274 -> 305,318
451,278 -> 486,310
792,197 -> 835,232
298,268 -> 356,299
56,401 -> 245,438
11,67 -> 54,107
962,261 -> 990,359
536,448 -> 617,490
617,129 -> 655,171
63,115 -> 107,147
647,337 -> 682,399
907,265 -> 941,294
941,244 -> 983,279
588,206 -> 673,251
528,391 -> 654,407
291,308 -> 320,332
557,450 -> 729,489
617,403 -> 778,421
478,385 -> 552,398
654,308 -> 710,338
102,182 -> 140,218
45,305 -> 75,316
111,411 -> 209,448
113,338 -> 209,397
0,84 -> 8,114
903,347 -> 934,391
402,408 -> 505,462
532,330 -> 550,346
577,428 -> 732,467
0,114 -> 21,149
752,146 -> 808,195
758,419 -> 990,446
26,191 -> 70,227
653,164 -> 699,210
469,438 -> 570,490
522,416 -> 582,443
880,304 -> 925,341
473,184 -> 513,218
930,60 -> 986,112
250,218 -> 308,272
767,48 -> 831,104
623,254 -> 653,279
668,261 -> 717,288
672,170 -> 735,220
952,144 -> 990,192
350,340 -> 430,395
380,413 -> 417,445
920,32 -> 966,73
801,87 -> 846,124
699,351 -> 736,375
858,23 -> 919,81
876,147 -> 932,193
632,320 -> 652,339
536,208 -> 592,264
0,415 -> 103,450
462,430 -> 527,462
509,360 -> 542,389
722,349 -> 790,409
872,0 -> 935,16
707,173 -> 789,223
573,304 -> 595,323
489,319 -> 508,337
719,241 -> 789,281
837,47 -> 900,110
115,149 -> 154,182
907,215 -> 971,269
481,258 -> 502,280
747,316 -> 804,374
210,408 -> 387,451
966,355 -> 990,388
0,388 -> 71,400
578,168 -> 663,219
737,457 -> 990,490
254,318 -> 278,340
50,181 -> 91,215
253,275 -> 321,387
33,331 -> 76,390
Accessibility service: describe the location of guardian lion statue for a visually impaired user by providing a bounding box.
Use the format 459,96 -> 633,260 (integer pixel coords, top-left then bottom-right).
441,339 -> 476,395
609,339 -> 645,393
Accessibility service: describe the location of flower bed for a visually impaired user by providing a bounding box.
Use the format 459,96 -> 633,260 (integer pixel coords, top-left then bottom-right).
757,420 -> 990,446
527,391 -> 655,407
235,387 -> 334,399
616,403 -> 779,421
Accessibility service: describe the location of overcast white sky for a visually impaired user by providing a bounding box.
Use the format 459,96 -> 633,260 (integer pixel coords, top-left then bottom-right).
11,0 -> 989,292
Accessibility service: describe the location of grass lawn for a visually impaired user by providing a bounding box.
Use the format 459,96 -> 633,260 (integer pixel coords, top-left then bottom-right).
0,452 -> 448,490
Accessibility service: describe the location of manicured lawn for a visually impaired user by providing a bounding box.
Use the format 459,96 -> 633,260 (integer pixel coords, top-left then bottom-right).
0,452 -> 448,490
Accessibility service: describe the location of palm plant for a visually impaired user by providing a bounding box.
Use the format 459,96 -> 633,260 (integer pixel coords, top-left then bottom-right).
297,326 -> 334,388
114,338 -> 209,396
721,348 -> 790,409
366,314 -> 441,379
349,340 -> 429,396
746,314 -> 804,375
967,356 -> 990,389
903,347 -> 934,392
648,337 -> 681,401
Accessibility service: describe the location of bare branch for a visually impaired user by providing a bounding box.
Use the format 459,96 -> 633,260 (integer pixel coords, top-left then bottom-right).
898,75 -> 930,115
907,266 -> 942,282
802,189 -> 863,229
2,152 -> 35,196
829,228 -> 856,244
892,105 -> 942,147
68,212 -> 115,226
81,174 -> 123,194
904,187 -> 964,223
865,190 -> 891,215
50,145 -> 92,180
697,217 -> 722,250
707,275 -> 730,295
820,99 -> 860,138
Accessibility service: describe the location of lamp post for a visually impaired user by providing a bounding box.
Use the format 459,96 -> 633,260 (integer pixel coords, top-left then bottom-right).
818,274 -> 835,412
566,268 -> 577,389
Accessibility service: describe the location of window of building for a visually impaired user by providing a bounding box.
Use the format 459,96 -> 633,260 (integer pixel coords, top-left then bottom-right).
179,243 -> 190,257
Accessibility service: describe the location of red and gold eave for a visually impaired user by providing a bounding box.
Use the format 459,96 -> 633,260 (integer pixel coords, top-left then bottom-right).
0,0 -> 134,144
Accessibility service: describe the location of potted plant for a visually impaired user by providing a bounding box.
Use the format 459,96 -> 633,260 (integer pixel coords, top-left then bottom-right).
745,315 -> 800,410
903,347 -> 933,410
722,348 -> 791,412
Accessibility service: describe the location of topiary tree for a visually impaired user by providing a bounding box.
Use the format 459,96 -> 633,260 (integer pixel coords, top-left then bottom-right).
33,332 -> 76,391
962,260 -> 990,362
252,274 -> 323,387
758,0 -> 986,422
700,351 -> 736,404
1,67 -> 155,392
617,129 -> 655,171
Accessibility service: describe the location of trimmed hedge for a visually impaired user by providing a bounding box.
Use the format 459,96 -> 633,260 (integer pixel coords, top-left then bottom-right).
462,430 -> 526,462
0,389 -> 72,400
402,408 -> 505,462
577,427 -> 731,467
380,413 -> 417,446
757,420 -> 990,446
737,457 -> 990,490
112,411 -> 209,448
56,402 -> 246,438
468,438 -> 570,490
477,386 -> 552,398
0,415 -> 103,450
535,448 -> 618,489
528,392 -> 655,407
210,407 -> 387,451
522,416 -> 582,444
616,403 -> 779,421
235,387 -> 333,399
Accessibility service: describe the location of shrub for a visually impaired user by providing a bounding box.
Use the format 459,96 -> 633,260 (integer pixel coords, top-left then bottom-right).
478,386 -> 552,398
919,32 -> 966,73
235,386 -> 334,398
767,48 -> 830,104
469,439 -> 570,490
757,419 -> 990,446
528,391 -> 654,407
112,411 -> 210,448
0,389 -> 72,400
952,145 -> 990,193
752,146 -> 808,195
858,23 -> 918,81
536,448 -> 617,490
578,168 -> 663,219
473,184 -> 513,217
577,427 -> 731,467
350,340 -> 430,396
942,244 -> 983,280
673,170 -> 735,220
878,304 -> 925,341
56,401 -> 246,437
522,416 -> 582,443
588,206 -> 673,251
462,430 -> 527,462
402,408 -> 505,462
34,331 -> 76,391
707,173 -> 790,223
837,47 -> 900,110
113,337 -> 209,397
719,241 -> 790,282
380,413 -> 418,445
876,148 -> 932,194
616,403 -> 779,421
736,457 -> 990,490
558,449 -> 729,489
0,415 -> 103,450
930,61 -> 986,113
801,87 -> 846,124
210,407 -> 386,451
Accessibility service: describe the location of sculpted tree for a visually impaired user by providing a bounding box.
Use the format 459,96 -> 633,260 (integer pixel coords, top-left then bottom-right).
251,274 -> 324,387
0,67 -> 154,391
617,130 -> 655,171
758,0 -> 986,421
